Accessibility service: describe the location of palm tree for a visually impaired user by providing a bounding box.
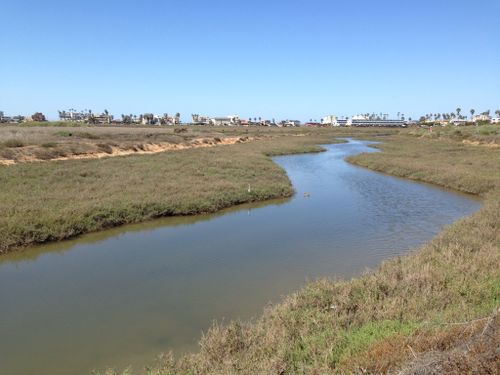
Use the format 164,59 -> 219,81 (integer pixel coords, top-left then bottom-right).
495,109 -> 500,118
470,109 -> 475,120
456,107 -> 461,118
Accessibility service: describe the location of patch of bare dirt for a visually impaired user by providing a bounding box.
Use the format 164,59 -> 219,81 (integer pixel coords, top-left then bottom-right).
462,140 -> 500,148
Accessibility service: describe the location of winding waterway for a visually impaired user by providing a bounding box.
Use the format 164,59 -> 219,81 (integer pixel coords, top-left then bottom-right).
0,139 -> 480,375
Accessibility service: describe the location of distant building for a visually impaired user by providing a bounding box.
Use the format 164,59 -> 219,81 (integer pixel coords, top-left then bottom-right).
472,114 -> 491,123
191,115 -> 241,126
58,109 -> 90,122
157,113 -> 180,125
321,115 -> 337,125
350,119 -> 406,127
191,114 -> 211,125
0,112 -> 25,123
140,113 -> 155,125
90,111 -> 113,124
351,115 -> 369,120
321,115 -> 351,126
450,119 -> 467,126
491,118 -> 500,124
58,109 -> 113,124
210,115 -> 241,126
280,120 -> 301,127
26,112 -> 47,122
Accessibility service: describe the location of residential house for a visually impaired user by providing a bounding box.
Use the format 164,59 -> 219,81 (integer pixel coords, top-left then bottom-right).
472,114 -> 491,123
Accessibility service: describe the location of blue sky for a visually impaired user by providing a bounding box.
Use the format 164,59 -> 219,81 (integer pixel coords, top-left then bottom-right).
1,0 -> 499,121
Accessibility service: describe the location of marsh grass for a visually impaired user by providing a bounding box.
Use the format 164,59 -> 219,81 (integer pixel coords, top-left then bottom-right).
97,132 -> 498,375
406,124 -> 500,145
0,132 -> 348,253
2,125 -> 498,373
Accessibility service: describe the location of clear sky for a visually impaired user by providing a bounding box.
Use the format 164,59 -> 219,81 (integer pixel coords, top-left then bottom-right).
1,0 -> 499,121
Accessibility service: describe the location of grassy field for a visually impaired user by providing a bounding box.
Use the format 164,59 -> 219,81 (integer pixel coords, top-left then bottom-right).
87,125 -> 498,375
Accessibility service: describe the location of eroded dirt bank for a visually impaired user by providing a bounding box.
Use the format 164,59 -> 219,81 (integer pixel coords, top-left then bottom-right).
0,136 -> 257,165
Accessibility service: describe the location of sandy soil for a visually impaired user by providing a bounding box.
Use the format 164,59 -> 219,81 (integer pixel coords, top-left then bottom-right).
462,139 -> 500,148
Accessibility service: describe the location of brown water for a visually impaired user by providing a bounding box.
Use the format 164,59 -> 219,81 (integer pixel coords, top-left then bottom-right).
0,139 -> 480,375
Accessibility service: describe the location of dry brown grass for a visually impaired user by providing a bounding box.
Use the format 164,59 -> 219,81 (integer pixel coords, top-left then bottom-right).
338,309 -> 499,375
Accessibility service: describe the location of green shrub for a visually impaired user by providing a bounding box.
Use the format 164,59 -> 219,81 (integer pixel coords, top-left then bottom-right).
3,139 -> 25,148
41,142 -> 57,148
54,131 -> 73,137
478,126 -> 498,136
77,132 -> 100,139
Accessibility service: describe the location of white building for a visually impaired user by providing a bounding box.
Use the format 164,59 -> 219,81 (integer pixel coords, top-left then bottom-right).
281,120 -> 301,127
191,114 -> 211,125
491,118 -> 500,124
321,115 -> 337,126
210,115 -> 241,126
450,119 -> 467,126
320,115 -> 351,126
351,115 -> 369,120
472,114 -> 491,122
350,118 -> 406,127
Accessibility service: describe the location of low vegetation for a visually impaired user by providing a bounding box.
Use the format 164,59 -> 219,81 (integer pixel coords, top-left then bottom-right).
0,127 -> 353,253
1,124 -> 498,373
90,127 -> 497,375
405,123 -> 499,146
